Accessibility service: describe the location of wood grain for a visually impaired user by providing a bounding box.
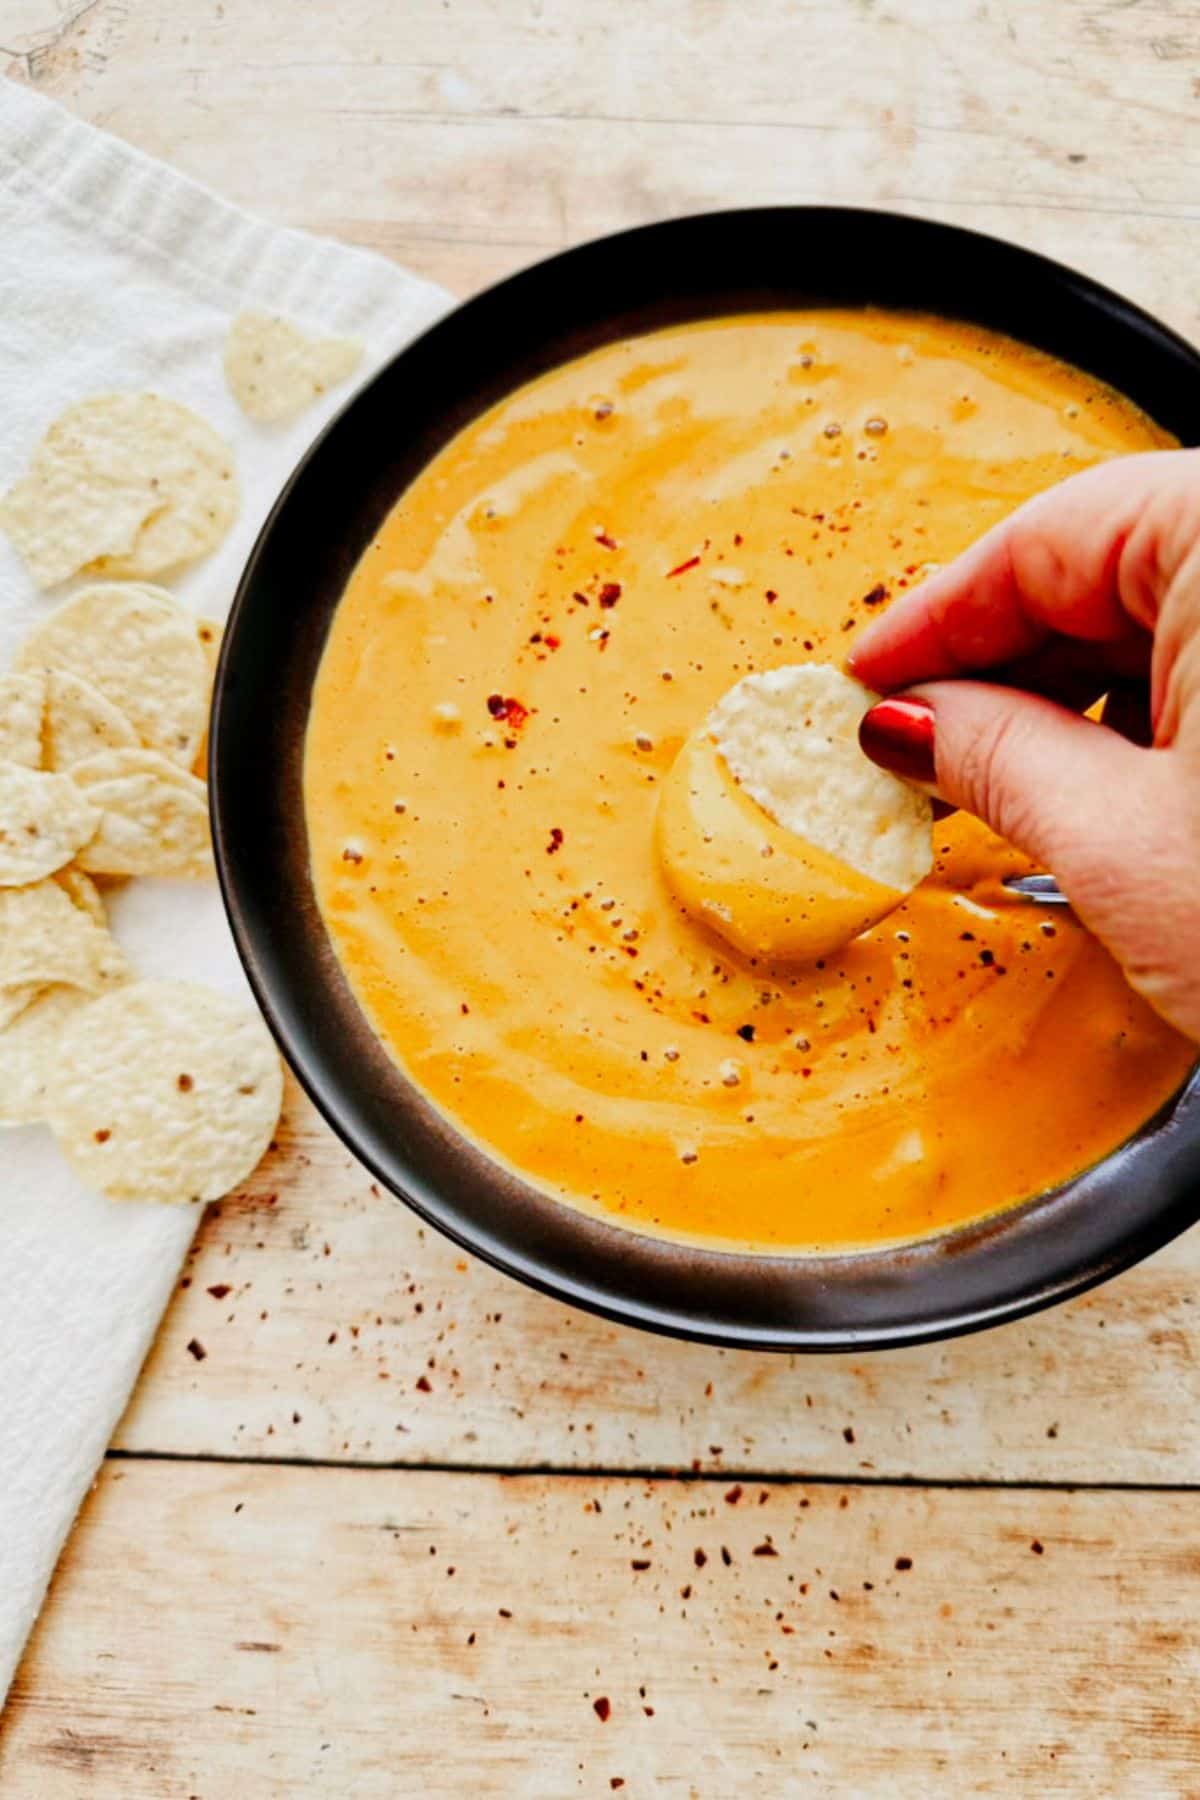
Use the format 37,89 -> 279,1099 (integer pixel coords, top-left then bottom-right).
6,1460 -> 1200,1797
8,1 -> 1200,336
4,0 -> 1200,1786
114,1081 -> 1200,1483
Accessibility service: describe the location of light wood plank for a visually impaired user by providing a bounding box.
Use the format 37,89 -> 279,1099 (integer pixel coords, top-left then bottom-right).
110,1081 -> 1200,1483
2,0 -> 1198,1484
2,0 -> 1200,1787
4,1460 -> 1200,1796
8,1 -> 1200,336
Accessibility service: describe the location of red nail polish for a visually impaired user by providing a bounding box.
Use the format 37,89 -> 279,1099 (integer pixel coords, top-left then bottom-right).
858,697 -> 936,786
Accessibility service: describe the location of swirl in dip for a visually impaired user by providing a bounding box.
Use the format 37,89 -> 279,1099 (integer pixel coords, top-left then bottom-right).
304,312 -> 1193,1251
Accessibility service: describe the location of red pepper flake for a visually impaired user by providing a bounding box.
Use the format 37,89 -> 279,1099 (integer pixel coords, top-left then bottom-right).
93,1128 -> 111,1144
694,1547 -> 707,1567
737,1024 -> 756,1043
666,554 -> 701,578
862,583 -> 889,606
593,1696 -> 611,1722
1031,1539 -> 1045,1555
598,582 -> 622,608
720,1546 -> 733,1566
765,589 -> 777,602
546,827 -> 564,855
207,1284 -> 231,1300
544,634 -> 561,650
733,533 -> 744,546
594,529 -> 618,550
415,1375 -> 432,1393
572,590 -> 590,606
611,1780 -> 625,1790
894,1555 -> 913,1571
980,948 -> 996,967
498,1607 -> 512,1619
843,1426 -> 855,1443
486,694 -> 529,730
631,1558 -> 651,1571
186,1338 -> 207,1361
753,1542 -> 779,1557
725,1484 -> 743,1505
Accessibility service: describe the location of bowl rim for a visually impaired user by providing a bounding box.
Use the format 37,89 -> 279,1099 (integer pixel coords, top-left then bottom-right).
211,203 -> 1200,1352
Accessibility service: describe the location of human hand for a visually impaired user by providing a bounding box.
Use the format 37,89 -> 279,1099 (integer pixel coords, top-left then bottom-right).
850,450 -> 1200,1042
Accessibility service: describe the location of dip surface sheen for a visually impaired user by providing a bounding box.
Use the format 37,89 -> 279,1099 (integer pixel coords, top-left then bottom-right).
304,311 -> 1193,1253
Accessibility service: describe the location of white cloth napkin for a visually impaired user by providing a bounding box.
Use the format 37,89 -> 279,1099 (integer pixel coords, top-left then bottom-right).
0,78 -> 450,1701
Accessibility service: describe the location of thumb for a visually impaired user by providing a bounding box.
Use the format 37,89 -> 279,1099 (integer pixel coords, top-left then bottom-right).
860,681 -> 1163,875
858,683 -> 1197,1023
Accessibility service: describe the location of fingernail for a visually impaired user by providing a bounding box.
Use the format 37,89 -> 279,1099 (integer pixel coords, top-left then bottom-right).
858,696 -> 936,786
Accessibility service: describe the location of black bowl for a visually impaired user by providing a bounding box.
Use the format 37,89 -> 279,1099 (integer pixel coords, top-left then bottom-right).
211,206 -> 1200,1352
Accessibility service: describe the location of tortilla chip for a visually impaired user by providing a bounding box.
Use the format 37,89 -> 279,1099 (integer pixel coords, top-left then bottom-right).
17,582 -> 208,767
0,875 -> 129,996
708,664 -> 934,892
47,979 -> 283,1203
196,618 -> 223,669
43,667 -> 139,770
0,985 -> 92,1128
0,393 -> 237,588
1,425 -> 157,590
0,672 -> 46,769
193,617 -> 222,777
0,761 -> 99,886
54,864 -> 108,929
0,983 -> 43,1032
224,311 -> 362,424
70,746 -> 211,878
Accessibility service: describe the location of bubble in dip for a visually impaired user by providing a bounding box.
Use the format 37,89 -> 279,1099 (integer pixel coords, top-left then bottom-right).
656,664 -> 933,962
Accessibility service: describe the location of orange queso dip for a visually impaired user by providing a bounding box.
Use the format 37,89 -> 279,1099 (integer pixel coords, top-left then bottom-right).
305,311 -> 1192,1253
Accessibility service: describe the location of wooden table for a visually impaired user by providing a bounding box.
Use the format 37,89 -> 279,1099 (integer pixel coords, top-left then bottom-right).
3,3 -> 1200,1792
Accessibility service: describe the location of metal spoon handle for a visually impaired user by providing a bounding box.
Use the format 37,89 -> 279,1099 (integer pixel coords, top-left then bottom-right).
1002,873 -> 1070,905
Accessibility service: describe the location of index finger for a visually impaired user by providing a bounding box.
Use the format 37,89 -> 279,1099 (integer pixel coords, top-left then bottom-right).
848,449 -> 1199,694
